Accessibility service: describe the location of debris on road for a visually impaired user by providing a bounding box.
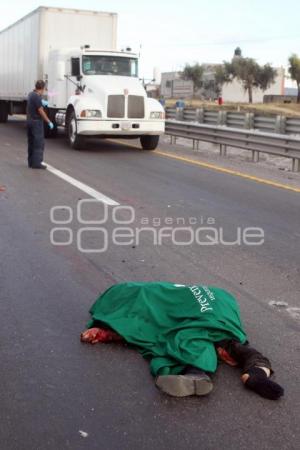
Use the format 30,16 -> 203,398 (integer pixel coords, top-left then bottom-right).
79,430 -> 89,438
269,300 -> 289,308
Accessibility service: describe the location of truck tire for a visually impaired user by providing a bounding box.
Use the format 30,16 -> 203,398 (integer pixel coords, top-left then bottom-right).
0,101 -> 8,123
140,135 -> 159,151
67,111 -> 85,150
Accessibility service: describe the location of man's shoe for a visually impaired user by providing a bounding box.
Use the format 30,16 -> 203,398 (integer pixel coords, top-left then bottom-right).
31,164 -> 47,170
155,371 -> 213,397
243,367 -> 284,400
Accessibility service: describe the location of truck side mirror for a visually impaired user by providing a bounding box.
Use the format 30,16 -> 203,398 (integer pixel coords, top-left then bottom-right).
71,58 -> 80,77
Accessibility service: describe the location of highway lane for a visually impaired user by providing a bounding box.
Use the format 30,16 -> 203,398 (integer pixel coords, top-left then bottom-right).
0,117 -> 299,450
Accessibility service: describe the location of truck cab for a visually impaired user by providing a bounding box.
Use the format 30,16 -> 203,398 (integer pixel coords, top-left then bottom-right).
47,47 -> 165,150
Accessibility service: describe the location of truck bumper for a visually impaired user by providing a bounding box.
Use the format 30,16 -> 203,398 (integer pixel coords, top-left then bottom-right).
77,119 -> 165,136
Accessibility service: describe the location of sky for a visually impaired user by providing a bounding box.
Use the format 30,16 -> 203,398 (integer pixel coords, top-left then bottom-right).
1,0 -> 300,85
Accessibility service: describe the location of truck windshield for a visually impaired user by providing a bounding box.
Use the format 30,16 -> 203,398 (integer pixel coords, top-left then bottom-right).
82,56 -> 138,77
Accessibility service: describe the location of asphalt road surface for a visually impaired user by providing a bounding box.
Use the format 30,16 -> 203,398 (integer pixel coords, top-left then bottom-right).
0,117 -> 299,450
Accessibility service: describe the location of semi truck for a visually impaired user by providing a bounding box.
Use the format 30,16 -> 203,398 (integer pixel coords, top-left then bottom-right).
0,6 -> 165,150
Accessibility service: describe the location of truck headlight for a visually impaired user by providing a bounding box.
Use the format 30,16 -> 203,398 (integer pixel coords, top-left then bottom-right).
80,109 -> 102,118
150,111 -> 165,119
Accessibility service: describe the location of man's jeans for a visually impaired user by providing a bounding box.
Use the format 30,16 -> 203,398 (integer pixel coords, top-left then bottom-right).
27,119 -> 45,167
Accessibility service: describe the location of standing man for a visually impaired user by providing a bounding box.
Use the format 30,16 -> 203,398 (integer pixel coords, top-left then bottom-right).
26,80 -> 54,169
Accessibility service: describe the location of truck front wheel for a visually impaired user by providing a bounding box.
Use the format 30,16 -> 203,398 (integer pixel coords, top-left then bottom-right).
140,135 -> 159,151
67,111 -> 85,150
0,101 -> 8,123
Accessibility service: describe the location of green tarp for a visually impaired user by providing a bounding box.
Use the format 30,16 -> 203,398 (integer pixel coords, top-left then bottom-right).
88,282 -> 247,375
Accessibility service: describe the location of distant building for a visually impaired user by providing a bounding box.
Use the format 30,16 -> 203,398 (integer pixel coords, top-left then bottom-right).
263,85 -> 298,104
160,72 -> 193,99
284,87 -> 297,96
161,67 -> 285,103
222,68 -> 285,103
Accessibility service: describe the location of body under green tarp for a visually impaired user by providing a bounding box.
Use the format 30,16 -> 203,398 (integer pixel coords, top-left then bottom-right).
88,282 -> 247,376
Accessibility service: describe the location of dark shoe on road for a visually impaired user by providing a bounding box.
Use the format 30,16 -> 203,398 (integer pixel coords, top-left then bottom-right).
155,371 -> 213,397
31,164 -> 47,170
243,367 -> 284,400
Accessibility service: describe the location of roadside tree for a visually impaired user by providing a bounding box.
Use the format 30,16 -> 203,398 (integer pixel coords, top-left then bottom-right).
288,54 -> 300,103
224,49 -> 276,103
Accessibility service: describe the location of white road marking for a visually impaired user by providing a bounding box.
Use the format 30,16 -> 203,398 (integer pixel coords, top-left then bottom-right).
46,163 -> 119,206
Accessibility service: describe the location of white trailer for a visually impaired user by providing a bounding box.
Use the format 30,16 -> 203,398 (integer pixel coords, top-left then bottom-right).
0,6 -> 164,150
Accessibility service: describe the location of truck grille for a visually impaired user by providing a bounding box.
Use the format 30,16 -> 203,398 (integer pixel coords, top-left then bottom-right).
107,95 -> 125,118
128,95 -> 145,119
107,95 -> 145,119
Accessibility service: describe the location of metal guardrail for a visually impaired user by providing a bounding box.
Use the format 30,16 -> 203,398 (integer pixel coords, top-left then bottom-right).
165,119 -> 300,172
166,107 -> 300,136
